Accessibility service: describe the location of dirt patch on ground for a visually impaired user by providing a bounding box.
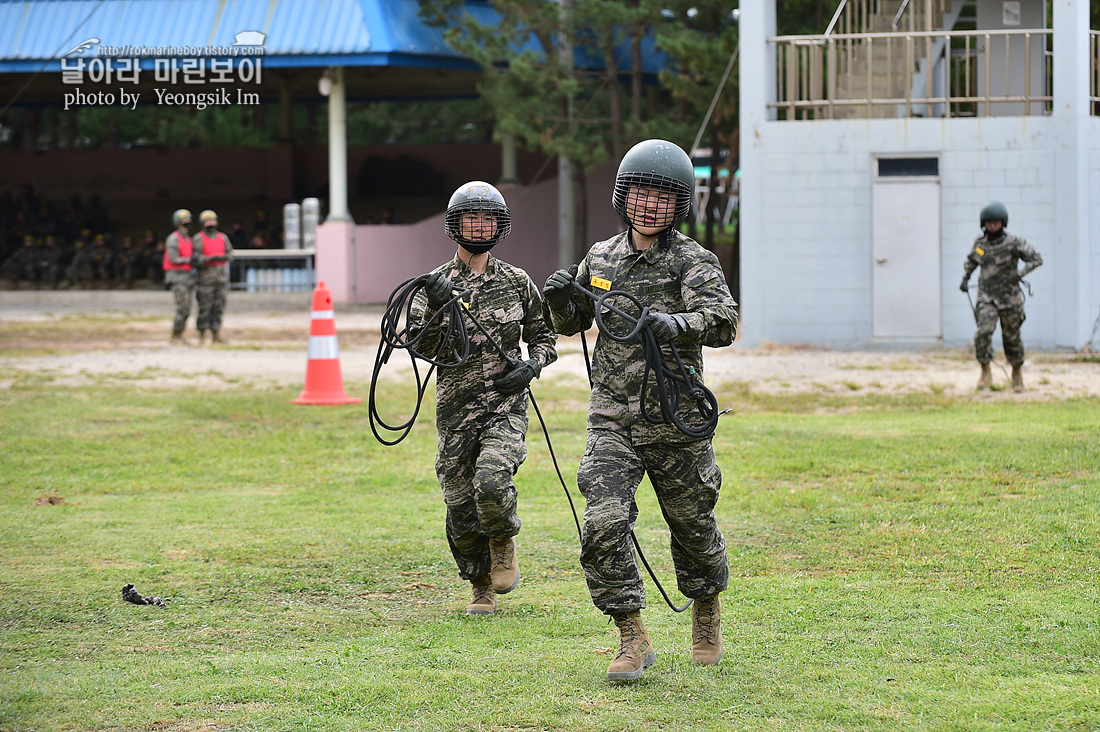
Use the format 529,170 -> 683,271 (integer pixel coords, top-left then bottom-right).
2,293 -> 1097,400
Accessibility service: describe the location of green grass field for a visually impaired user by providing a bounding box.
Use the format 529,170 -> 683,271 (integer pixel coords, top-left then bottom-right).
1,375 -> 1098,731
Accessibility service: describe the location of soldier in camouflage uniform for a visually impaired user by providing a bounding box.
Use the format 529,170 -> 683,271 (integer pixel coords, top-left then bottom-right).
163,209 -> 196,343
960,201 -> 1042,392
544,140 -> 737,682
89,234 -> 113,287
38,236 -> 64,288
191,210 -> 234,344
64,233 -> 97,289
1,235 -> 39,287
409,182 -> 557,617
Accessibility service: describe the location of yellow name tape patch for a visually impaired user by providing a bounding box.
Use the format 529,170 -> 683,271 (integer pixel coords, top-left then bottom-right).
590,276 -> 612,291
975,247 -> 984,256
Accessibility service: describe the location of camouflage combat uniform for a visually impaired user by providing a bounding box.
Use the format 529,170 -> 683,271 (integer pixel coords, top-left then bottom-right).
192,229 -> 234,334
164,229 -> 195,335
963,232 -> 1042,367
410,253 -> 557,581
546,229 -> 736,615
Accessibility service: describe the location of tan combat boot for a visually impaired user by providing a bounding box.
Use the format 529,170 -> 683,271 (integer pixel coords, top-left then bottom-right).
170,330 -> 190,345
976,362 -> 992,390
198,329 -> 208,345
211,331 -> 226,345
1011,365 -> 1024,393
489,537 -> 520,594
606,611 -> 655,682
465,574 -> 496,616
691,595 -> 723,665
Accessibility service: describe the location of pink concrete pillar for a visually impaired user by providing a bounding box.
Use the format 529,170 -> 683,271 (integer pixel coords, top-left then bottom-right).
315,221 -> 356,303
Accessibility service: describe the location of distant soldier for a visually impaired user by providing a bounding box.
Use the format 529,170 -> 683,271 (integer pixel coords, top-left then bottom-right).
113,236 -> 140,288
141,229 -> 163,285
960,201 -> 1043,392
65,234 -> 97,289
2,235 -> 39,287
191,209 -> 234,344
37,236 -> 65,287
89,234 -> 113,286
163,209 -> 196,343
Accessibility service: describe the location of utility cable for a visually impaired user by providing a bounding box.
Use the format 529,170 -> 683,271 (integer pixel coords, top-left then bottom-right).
569,280 -> 721,440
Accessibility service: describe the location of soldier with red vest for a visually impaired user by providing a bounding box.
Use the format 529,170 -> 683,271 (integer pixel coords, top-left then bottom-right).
192,209 -> 234,344
164,209 -> 195,343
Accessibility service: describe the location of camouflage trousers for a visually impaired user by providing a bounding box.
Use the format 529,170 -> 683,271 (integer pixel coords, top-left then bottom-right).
169,279 -> 194,334
195,280 -> 228,332
436,414 -> 526,580
578,429 -> 728,615
974,301 -> 1026,367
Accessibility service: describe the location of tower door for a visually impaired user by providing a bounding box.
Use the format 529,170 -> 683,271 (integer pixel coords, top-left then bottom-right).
872,168 -> 941,339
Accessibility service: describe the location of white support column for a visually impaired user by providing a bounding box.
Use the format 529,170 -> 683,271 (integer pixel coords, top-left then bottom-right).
326,66 -> 352,223
1052,0 -> 1090,349
737,0 -> 777,346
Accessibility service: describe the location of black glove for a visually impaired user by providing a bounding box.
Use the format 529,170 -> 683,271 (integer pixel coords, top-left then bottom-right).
645,312 -> 690,343
543,267 -> 576,309
959,277 -> 970,293
424,270 -> 454,310
493,358 -> 541,396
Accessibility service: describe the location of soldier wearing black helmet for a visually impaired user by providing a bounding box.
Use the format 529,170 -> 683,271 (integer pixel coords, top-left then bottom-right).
543,139 -> 737,681
408,181 -> 557,618
960,201 -> 1043,392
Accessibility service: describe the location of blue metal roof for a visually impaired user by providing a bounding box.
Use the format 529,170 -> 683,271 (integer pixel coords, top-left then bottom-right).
0,0 -> 483,72
0,0 -> 665,74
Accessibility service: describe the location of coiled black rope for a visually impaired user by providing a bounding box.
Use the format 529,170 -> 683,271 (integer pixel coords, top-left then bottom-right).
369,273 -> 690,612
570,281 -> 721,440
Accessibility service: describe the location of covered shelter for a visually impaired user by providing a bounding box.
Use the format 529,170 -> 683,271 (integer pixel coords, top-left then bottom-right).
0,0 -> 665,302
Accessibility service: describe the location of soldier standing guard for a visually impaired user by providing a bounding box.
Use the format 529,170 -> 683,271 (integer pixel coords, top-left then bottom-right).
543,139 -> 737,682
163,209 -> 195,343
192,210 -> 234,344
960,201 -> 1043,392
408,182 -> 557,617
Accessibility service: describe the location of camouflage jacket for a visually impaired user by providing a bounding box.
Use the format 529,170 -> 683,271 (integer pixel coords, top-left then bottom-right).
963,232 -> 1042,309
410,253 -> 558,432
547,229 -> 737,445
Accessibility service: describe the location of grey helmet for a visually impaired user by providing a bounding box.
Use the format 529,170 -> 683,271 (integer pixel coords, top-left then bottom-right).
979,201 -> 1009,229
444,181 -> 511,254
613,139 -> 695,229
171,208 -> 192,228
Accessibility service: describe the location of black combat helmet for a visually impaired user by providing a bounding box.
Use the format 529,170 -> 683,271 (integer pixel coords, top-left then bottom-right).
979,201 -> 1009,230
613,139 -> 695,229
444,181 -> 511,254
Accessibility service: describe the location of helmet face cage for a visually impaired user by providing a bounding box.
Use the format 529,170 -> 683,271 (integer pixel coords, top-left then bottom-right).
613,172 -> 692,229
445,194 -> 511,246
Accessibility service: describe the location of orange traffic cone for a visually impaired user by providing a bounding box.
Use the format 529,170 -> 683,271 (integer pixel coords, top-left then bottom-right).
292,281 -> 362,405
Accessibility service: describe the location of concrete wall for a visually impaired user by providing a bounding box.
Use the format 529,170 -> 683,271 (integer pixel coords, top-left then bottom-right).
750,117 -> 1060,348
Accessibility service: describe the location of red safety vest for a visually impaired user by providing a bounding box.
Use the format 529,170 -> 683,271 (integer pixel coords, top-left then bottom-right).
162,230 -> 192,271
199,231 -> 226,259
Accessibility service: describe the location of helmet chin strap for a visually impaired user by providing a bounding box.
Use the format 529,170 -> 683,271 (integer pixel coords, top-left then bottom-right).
627,222 -> 673,249
458,239 -> 497,255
